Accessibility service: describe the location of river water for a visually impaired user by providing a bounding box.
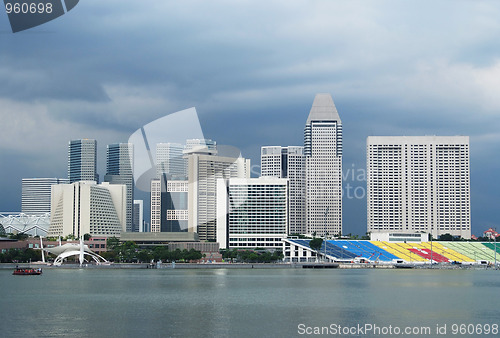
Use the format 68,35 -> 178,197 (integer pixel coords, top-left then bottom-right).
1,268 -> 499,337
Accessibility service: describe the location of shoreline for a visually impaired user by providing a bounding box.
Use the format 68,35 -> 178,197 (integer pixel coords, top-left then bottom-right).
1,262 -> 496,270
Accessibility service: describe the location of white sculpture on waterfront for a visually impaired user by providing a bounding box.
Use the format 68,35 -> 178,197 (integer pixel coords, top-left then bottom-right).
41,237 -> 109,266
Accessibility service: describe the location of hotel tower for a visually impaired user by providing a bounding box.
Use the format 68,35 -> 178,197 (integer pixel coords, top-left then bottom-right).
304,94 -> 343,236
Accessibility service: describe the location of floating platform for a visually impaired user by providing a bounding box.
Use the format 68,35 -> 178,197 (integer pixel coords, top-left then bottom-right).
302,263 -> 339,269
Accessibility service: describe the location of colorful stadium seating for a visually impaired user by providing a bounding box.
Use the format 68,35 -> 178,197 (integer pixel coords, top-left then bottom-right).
287,239 -> 499,264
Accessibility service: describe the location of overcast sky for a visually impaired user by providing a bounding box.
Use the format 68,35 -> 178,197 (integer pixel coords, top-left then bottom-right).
1,1 -> 499,236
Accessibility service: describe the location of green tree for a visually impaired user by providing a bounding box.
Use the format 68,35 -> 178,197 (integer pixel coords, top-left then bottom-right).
0,224 -> 6,237
119,241 -> 138,262
153,246 -> 169,261
137,250 -> 153,263
309,238 -> 323,251
8,232 -> 29,240
439,233 -> 453,241
361,232 -> 370,240
100,250 -> 117,262
106,237 -> 120,251
185,248 -> 203,261
272,250 -> 284,262
83,233 -> 92,241
309,238 -> 323,261
171,248 -> 183,262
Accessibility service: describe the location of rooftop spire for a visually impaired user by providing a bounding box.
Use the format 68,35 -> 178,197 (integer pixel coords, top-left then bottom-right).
306,93 -> 341,124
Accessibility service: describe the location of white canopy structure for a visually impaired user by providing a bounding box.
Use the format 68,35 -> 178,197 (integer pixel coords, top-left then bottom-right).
42,237 -> 109,266
0,212 -> 50,236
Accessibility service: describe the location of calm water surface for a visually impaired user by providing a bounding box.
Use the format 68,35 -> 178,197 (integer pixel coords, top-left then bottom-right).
1,268 -> 499,337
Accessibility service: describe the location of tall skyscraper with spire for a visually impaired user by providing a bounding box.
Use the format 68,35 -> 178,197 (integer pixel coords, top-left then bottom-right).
304,94 -> 343,236
68,139 -> 99,183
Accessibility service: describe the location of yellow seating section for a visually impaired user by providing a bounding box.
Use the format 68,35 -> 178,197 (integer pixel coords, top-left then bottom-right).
420,242 -> 474,262
371,241 -> 427,262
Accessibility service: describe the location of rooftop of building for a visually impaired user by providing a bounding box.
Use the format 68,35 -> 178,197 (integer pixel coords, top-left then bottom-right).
306,93 -> 341,124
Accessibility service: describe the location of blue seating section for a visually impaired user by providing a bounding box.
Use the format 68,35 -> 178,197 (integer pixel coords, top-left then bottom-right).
354,241 -> 399,261
289,239 -> 398,262
290,239 -> 358,260
334,240 -> 397,262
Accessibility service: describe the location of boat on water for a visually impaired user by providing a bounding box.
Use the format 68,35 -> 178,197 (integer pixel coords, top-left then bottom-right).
12,267 -> 42,275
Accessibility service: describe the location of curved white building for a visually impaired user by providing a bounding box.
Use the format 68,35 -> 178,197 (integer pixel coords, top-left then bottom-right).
48,181 -> 126,238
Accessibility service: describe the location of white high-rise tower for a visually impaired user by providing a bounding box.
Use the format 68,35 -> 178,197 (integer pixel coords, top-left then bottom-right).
367,136 -> 471,239
304,94 -> 343,236
261,146 -> 305,234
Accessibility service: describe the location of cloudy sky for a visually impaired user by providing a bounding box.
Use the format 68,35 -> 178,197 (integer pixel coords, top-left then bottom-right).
1,0 -> 499,236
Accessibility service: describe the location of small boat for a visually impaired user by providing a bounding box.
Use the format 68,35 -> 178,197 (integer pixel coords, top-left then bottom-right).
13,267 -> 42,275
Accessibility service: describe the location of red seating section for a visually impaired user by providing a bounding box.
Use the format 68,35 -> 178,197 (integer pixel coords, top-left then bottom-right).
408,248 -> 450,262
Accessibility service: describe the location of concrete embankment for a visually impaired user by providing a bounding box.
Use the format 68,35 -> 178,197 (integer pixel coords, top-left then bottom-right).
1,262 -> 393,269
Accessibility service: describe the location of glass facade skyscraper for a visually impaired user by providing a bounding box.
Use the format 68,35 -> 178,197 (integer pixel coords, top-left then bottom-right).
105,143 -> 134,232
68,139 -> 99,183
22,178 -> 69,215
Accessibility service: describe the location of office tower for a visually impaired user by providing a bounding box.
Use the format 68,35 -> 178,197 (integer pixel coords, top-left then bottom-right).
150,178 -> 164,233
186,146 -> 251,241
164,179 -> 188,232
156,143 -> 187,179
48,181 -> 127,238
133,200 -> 144,232
185,139 -> 216,153
367,136 -> 471,239
104,143 -> 134,232
216,177 -> 288,250
68,139 -> 99,183
304,94 -> 343,236
21,178 -> 69,215
261,146 -> 306,234
150,176 -> 188,233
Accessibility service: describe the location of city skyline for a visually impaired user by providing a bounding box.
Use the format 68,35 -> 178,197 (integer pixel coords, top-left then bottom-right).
13,107 -> 476,239
1,2 -> 499,236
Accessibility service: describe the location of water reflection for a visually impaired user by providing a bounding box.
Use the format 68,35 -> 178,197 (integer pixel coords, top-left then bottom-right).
1,268 -> 499,337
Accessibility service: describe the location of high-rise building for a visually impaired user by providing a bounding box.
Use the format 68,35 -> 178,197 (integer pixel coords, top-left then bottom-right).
68,139 -> 99,183
48,181 -> 126,238
186,146 -> 250,241
104,143 -> 134,232
217,177 -> 288,250
133,200 -> 144,232
156,143 -> 186,179
22,178 -> 69,215
164,179 -> 188,232
367,136 -> 471,239
150,176 -> 188,233
304,94 -> 343,236
150,178 -> 163,233
261,146 -> 305,234
185,139 -> 216,154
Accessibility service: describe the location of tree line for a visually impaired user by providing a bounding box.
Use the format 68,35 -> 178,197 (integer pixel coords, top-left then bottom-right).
220,248 -> 283,263
101,238 -> 204,263
0,248 -> 41,263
